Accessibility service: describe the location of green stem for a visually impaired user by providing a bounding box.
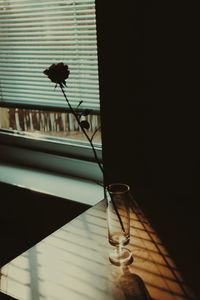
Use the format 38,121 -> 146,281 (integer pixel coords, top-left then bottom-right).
60,84 -> 104,175
60,84 -> 125,232
110,193 -> 125,233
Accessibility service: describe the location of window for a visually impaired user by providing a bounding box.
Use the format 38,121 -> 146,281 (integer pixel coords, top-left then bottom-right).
0,0 -> 102,182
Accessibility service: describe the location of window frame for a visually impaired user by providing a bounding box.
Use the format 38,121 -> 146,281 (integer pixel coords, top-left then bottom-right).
0,124 -> 103,183
0,0 -> 103,184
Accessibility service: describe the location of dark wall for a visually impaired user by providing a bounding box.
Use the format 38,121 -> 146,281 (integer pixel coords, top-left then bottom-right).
96,1 -> 199,298
96,1 -> 151,186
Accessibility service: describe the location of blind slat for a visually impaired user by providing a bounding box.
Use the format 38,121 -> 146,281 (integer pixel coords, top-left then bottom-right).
0,8 -> 95,17
0,25 -> 96,32
0,13 -> 96,22
0,36 -> 97,41
0,0 -> 100,110
0,0 -> 95,7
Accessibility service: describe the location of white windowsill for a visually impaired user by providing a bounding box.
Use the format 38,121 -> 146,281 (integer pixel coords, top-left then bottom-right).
0,162 -> 104,206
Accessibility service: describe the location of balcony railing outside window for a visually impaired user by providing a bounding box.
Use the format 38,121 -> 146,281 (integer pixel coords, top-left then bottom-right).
0,107 -> 101,144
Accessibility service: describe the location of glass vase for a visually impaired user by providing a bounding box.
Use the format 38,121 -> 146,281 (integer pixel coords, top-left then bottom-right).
106,183 -> 133,266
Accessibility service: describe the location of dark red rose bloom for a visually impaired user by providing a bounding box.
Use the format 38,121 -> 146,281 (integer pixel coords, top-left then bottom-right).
43,62 -> 70,87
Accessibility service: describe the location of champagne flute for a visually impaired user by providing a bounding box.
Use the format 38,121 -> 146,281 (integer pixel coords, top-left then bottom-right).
106,183 -> 133,266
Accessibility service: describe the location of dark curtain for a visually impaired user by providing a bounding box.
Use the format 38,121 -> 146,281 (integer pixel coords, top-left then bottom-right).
96,1 -> 199,298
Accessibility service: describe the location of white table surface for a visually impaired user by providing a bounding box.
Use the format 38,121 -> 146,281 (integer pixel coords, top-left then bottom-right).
0,200 -> 197,300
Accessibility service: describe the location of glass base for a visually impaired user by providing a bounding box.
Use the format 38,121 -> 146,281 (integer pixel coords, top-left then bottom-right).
109,247 -> 133,266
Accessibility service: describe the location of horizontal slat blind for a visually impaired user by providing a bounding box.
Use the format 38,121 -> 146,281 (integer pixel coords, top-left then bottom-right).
0,0 -> 100,110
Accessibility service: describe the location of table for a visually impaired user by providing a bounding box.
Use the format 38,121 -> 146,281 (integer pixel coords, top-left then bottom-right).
0,200 -> 197,300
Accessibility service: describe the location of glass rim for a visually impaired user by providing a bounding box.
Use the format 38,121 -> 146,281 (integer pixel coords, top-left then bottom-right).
106,183 -> 130,194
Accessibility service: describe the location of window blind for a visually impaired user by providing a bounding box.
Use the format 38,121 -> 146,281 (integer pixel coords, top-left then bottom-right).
0,0 -> 100,110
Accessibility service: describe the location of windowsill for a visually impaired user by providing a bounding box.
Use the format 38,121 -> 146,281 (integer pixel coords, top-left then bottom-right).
0,162 -> 104,206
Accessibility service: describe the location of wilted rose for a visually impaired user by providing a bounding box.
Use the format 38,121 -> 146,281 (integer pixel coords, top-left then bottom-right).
43,62 -> 70,87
